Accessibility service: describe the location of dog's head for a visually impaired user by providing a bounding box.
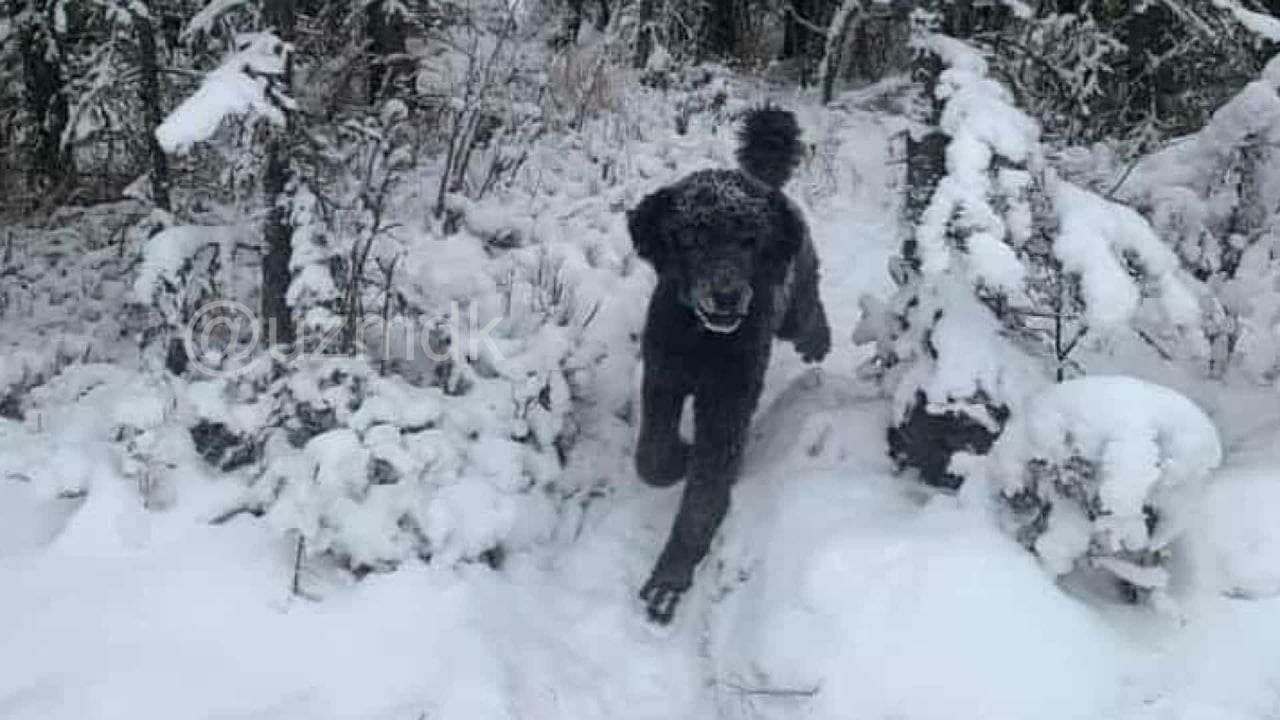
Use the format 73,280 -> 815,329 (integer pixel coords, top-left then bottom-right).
627,170 -> 803,334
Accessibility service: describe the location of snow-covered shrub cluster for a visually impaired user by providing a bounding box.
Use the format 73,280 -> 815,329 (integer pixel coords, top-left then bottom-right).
983,376 -> 1222,605
1,203 -> 154,417
0,363 -> 192,513
131,219 -> 246,373
225,356 -> 562,572
992,0 -> 1273,149
285,99 -> 422,348
862,32 -> 1204,489
1122,55 -> 1280,380
172,234 -> 607,576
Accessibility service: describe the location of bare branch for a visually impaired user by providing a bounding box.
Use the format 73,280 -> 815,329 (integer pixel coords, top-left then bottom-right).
784,3 -> 828,36
718,680 -> 821,698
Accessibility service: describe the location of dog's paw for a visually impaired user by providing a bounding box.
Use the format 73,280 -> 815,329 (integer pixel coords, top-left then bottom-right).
797,321 -> 831,364
636,439 -> 690,487
639,573 -> 690,625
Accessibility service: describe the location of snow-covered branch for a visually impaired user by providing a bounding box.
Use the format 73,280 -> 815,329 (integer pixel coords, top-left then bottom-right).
155,32 -> 293,155
1210,0 -> 1280,42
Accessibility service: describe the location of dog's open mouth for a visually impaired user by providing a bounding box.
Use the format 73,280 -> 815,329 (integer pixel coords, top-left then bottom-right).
695,306 -> 744,334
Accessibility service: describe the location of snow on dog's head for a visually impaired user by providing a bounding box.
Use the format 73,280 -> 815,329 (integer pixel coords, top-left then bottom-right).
626,109 -> 807,335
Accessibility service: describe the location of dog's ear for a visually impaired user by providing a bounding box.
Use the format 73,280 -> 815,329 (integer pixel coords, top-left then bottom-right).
766,194 -> 805,264
627,187 -> 674,269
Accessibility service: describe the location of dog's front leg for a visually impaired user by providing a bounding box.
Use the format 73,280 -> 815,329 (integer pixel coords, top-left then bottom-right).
640,384 -> 754,624
776,242 -> 831,363
635,355 -> 692,487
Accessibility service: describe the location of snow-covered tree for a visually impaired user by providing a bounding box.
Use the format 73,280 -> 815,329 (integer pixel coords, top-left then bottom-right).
860,27 -> 1204,489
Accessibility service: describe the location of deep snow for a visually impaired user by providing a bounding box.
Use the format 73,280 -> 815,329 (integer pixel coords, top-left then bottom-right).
4,80 -> 1280,720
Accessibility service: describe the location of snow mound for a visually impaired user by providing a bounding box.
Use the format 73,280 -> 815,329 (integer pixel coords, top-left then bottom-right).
1198,466 -> 1280,599
988,376 -> 1222,600
712,467 -> 1136,720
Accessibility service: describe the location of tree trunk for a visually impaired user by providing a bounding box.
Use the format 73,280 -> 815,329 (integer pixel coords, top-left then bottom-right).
366,0 -> 409,104
263,0 -> 296,35
12,0 -> 72,192
899,4 -> 946,271
818,0 -> 862,105
262,142 -> 295,346
846,7 -> 910,84
135,0 -> 171,211
594,0 -> 611,31
1118,3 -> 1177,135
632,0 -> 656,68
700,0 -> 737,59
788,0 -> 839,85
783,8 -> 799,59
260,0 -> 296,346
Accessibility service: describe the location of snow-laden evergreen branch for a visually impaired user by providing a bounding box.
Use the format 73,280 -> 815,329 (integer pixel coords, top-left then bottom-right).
156,32 -> 293,155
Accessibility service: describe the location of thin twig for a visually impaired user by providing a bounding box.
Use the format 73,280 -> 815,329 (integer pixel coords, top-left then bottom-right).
1136,328 -> 1176,361
784,3 -> 828,36
1104,155 -> 1143,199
719,680 -> 821,698
1061,325 -> 1089,358
291,535 -> 307,597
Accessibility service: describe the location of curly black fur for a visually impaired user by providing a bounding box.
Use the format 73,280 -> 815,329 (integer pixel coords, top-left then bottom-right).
736,105 -> 803,189
626,107 -> 831,624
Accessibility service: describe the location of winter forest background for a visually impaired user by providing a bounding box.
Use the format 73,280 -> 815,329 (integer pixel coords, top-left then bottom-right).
4,1 -> 1280,719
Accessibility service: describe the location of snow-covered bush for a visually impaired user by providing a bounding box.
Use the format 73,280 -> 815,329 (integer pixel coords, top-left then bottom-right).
1,205 -> 150,417
544,30 -> 619,131
191,213 -> 612,579
131,219 -> 246,374
1122,54 -> 1280,379
984,376 -> 1222,605
235,353 -> 565,575
286,98 -> 421,350
0,363 -> 193,512
413,3 -> 550,222
862,32 -> 1204,488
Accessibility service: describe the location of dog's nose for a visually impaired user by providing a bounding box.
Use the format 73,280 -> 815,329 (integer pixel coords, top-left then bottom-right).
712,289 -> 741,310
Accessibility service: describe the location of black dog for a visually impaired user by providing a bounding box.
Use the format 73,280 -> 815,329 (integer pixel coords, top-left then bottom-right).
626,108 -> 831,623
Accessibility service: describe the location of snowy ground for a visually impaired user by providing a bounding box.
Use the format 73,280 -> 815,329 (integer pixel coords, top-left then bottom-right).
4,86 -> 1280,720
